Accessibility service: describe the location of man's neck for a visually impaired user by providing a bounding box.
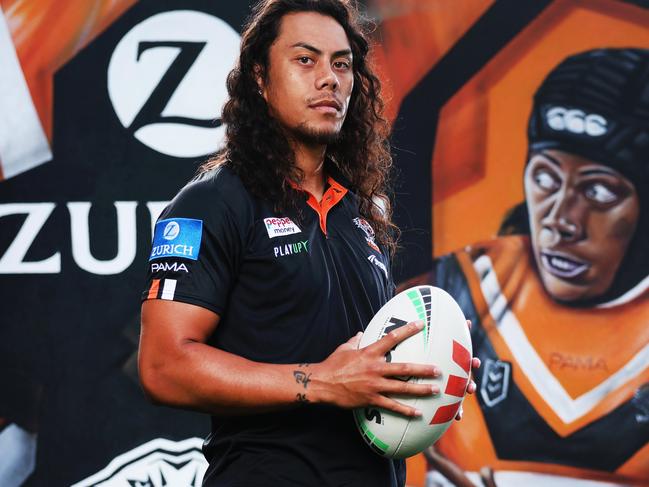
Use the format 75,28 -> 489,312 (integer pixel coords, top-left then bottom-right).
293,141 -> 327,202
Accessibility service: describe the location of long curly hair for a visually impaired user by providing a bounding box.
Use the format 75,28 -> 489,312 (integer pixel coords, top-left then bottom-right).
200,0 -> 398,254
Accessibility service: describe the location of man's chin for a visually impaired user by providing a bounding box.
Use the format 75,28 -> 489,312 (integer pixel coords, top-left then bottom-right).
292,123 -> 341,146
540,272 -> 597,303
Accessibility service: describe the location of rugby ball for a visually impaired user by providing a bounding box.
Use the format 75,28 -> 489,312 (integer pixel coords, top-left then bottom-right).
354,285 -> 473,459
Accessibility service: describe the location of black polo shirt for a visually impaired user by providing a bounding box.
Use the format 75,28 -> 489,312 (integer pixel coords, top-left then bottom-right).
142,165 -> 403,487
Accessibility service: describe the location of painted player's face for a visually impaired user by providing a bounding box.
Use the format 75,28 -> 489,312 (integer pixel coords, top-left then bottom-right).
259,12 -> 354,145
525,150 -> 640,302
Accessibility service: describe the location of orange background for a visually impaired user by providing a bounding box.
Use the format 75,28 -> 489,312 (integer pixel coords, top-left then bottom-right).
371,1 -> 649,485
1,0 -> 135,140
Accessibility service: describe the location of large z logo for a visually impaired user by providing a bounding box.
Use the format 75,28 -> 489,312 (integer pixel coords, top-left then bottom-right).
107,10 -> 240,158
129,41 -> 218,132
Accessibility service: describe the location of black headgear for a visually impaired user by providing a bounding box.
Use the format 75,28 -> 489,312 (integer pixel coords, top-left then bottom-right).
527,48 -> 649,306
529,48 -> 649,186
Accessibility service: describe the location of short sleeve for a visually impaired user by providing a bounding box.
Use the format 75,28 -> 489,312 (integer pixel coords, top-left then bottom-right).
141,169 -> 252,315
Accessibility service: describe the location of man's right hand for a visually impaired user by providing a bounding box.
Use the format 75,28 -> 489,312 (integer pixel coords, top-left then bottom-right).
141,302 -> 440,417
310,321 -> 441,417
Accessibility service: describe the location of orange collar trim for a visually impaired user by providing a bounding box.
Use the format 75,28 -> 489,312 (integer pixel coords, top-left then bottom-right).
287,175 -> 348,234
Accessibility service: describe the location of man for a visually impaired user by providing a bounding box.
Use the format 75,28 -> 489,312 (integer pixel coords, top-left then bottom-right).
139,1 -> 477,486
407,48 -> 649,486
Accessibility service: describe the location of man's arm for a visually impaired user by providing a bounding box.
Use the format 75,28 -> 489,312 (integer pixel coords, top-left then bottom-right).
138,299 -> 440,417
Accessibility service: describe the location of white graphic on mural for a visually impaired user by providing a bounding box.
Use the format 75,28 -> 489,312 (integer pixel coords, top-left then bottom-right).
545,106 -> 608,137
0,5 -> 51,179
71,437 -> 207,487
0,201 -> 169,275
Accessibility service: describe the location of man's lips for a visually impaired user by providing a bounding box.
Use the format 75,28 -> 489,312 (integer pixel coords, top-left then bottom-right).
540,250 -> 591,279
309,99 -> 342,113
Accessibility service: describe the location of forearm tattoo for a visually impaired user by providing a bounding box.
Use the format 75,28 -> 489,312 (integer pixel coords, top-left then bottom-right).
293,371 -> 311,388
294,364 -> 311,403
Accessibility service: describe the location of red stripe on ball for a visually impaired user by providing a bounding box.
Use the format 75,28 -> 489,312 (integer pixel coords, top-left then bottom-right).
445,375 -> 468,397
429,401 -> 461,424
452,340 -> 471,373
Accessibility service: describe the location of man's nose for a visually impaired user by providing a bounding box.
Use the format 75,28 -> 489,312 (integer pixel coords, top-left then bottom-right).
541,188 -> 584,243
316,64 -> 339,91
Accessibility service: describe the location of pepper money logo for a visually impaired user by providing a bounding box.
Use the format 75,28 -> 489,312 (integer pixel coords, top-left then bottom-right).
264,217 -> 302,239
71,437 -> 207,487
107,10 -> 240,158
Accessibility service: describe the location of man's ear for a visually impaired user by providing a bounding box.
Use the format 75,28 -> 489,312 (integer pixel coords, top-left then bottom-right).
254,64 -> 267,100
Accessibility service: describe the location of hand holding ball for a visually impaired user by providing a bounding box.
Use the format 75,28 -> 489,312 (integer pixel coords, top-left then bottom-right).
354,286 -> 473,459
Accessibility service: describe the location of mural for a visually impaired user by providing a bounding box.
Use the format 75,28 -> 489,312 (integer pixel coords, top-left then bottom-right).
0,1 -> 647,486
388,1 -> 649,485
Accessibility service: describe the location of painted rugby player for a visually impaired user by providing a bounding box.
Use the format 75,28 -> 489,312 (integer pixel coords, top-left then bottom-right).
407,48 -> 649,486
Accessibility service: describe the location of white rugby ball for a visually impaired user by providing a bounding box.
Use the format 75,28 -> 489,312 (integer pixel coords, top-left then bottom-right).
354,285 -> 473,459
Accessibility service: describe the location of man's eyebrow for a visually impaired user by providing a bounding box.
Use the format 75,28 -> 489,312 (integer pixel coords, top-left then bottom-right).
290,42 -> 352,58
580,167 -> 620,177
538,152 -> 622,177
538,152 -> 562,167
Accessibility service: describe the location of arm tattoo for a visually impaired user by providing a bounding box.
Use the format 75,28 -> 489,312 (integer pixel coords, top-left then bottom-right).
293,370 -> 312,389
296,393 -> 309,403
294,365 -> 311,403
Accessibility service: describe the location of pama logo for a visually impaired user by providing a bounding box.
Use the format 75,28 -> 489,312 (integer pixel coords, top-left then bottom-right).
107,10 -> 240,158
71,437 -> 207,487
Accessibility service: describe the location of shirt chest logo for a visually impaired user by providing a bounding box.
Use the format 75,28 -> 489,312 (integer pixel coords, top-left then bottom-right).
353,217 -> 381,253
264,217 -> 301,238
274,240 -> 309,258
368,254 -> 388,278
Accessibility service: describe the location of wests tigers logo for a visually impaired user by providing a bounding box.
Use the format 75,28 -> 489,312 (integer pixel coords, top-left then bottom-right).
353,217 -> 381,253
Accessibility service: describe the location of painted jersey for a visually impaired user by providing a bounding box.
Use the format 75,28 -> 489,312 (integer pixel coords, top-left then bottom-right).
142,164 -> 403,487
417,236 -> 649,486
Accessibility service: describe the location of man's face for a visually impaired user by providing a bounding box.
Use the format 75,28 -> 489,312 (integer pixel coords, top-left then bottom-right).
525,149 -> 640,302
260,11 -> 354,145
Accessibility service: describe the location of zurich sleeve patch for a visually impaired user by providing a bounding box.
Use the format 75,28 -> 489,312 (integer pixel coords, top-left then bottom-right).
149,218 -> 203,261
